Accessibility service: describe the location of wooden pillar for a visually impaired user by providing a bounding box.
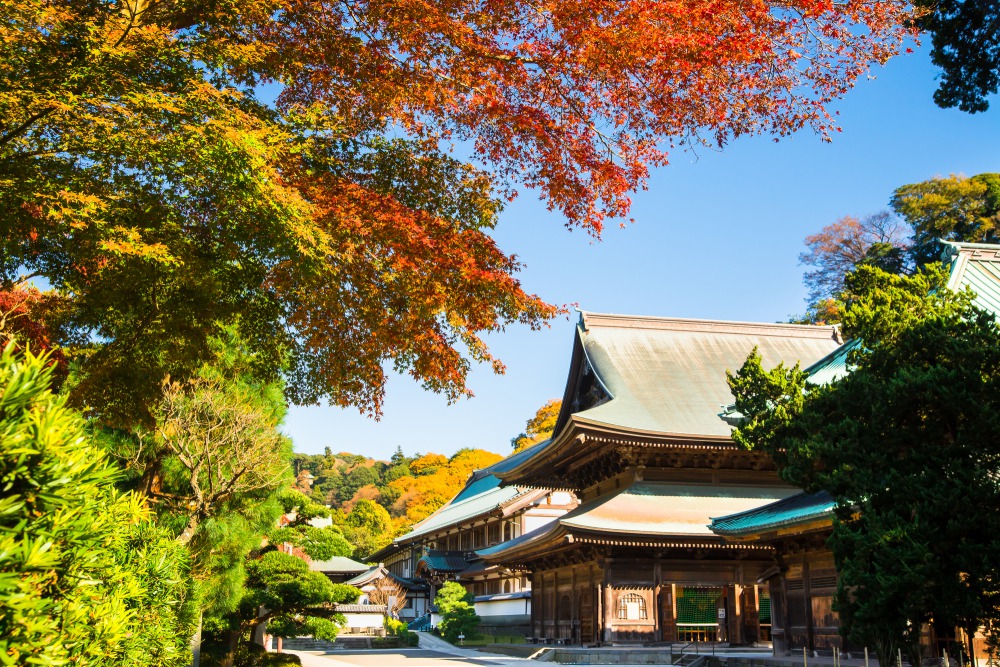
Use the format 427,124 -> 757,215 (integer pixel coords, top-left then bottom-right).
571,567 -> 579,644
533,573 -> 541,636
662,583 -> 677,643
603,583 -> 615,643
778,573 -> 791,655
596,582 -> 604,645
732,584 -> 744,645
803,557 -> 814,652
653,560 -> 662,641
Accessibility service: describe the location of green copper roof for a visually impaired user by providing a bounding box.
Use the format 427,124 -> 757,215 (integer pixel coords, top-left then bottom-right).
478,482 -> 798,559
803,339 -> 859,386
396,476 -> 522,543
709,491 -> 835,536
417,550 -> 470,573
569,313 -> 841,438
944,241 -> 1000,315
392,448 -> 554,545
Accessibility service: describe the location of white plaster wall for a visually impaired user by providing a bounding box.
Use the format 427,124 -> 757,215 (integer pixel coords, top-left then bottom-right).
475,598 -> 531,618
342,613 -> 385,629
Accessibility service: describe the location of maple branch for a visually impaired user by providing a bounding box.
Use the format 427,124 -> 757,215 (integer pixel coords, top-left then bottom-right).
0,107 -> 57,149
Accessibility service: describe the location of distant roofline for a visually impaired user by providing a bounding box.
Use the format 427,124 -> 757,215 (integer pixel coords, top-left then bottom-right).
579,311 -> 841,341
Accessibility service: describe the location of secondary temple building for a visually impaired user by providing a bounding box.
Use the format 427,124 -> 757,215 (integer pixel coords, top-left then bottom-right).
371,464 -> 575,630
478,312 -> 842,645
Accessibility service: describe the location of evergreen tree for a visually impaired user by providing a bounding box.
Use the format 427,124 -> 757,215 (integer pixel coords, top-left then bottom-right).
0,344 -> 195,666
729,265 -> 1000,666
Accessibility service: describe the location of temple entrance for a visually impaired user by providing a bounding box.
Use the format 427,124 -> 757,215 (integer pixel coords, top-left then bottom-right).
676,587 -> 722,642
758,590 -> 772,641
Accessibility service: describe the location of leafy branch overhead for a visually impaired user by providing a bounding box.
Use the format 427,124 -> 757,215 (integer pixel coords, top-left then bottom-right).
0,0 -> 917,423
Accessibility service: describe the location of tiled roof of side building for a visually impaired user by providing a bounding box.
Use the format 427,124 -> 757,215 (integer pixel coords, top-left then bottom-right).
395,478 -> 522,542
417,550 -> 470,573
343,565 -> 426,590
943,241 -> 1000,315
567,312 -> 841,438
709,490 -> 835,537
390,443 -> 553,545
479,482 -> 798,560
308,556 -> 370,573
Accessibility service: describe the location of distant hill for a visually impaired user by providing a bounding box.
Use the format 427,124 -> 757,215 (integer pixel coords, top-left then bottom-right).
291,447 -> 503,547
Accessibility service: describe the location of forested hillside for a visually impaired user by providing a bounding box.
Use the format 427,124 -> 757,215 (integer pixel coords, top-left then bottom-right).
289,447 -> 504,558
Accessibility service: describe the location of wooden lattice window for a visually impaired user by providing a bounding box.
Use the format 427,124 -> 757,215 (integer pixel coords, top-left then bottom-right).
617,592 -> 648,620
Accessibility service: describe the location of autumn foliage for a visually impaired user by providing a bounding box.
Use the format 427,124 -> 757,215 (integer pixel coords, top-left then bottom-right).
295,447 -> 503,538
0,0 -> 913,422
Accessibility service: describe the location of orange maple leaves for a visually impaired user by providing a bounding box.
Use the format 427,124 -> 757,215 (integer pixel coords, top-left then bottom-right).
0,0 -> 913,421
262,0 -> 912,234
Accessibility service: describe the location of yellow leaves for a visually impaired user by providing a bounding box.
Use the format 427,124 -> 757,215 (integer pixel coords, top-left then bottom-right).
98,228 -> 179,266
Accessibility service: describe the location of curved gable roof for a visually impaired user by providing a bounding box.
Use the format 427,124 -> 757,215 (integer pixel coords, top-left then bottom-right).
557,312 -> 841,438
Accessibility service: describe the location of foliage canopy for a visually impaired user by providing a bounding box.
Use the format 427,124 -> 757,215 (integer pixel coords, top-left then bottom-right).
0,0 -> 914,423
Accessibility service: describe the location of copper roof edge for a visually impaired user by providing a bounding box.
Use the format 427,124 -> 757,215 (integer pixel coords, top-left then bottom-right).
941,240 -> 1000,256
579,310 -> 840,339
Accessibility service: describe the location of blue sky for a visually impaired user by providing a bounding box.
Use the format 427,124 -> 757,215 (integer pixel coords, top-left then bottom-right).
283,44 -> 1000,461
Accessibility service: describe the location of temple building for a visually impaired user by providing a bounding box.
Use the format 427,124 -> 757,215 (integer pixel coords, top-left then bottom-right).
477,312 -> 842,645
371,460 -> 575,630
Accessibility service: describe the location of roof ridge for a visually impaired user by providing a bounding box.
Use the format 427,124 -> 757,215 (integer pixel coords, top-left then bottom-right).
579,311 -> 840,340
941,240 -> 1000,256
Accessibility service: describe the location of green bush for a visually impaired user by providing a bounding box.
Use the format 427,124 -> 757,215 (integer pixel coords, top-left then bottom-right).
435,582 -> 480,644
0,344 -> 196,665
384,617 -> 418,646
203,641 -> 302,667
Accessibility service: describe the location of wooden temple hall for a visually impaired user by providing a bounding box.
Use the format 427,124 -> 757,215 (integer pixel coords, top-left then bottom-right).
479,312 -> 842,645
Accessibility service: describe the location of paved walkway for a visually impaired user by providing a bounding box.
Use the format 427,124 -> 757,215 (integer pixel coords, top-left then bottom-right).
286,637 -> 890,667
288,632 -> 533,667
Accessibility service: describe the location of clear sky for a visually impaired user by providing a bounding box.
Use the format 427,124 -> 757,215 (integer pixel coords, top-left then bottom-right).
283,44 -> 1000,461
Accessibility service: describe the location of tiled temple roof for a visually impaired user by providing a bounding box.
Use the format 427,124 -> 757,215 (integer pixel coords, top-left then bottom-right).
709,491 -> 836,537
478,481 -> 795,560
564,313 -> 841,438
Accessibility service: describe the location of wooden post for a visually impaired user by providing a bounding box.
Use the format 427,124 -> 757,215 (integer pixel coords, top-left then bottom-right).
899,648 -> 903,667
865,647 -> 869,667
804,646 -> 809,667
945,649 -> 951,667
603,583 -> 615,643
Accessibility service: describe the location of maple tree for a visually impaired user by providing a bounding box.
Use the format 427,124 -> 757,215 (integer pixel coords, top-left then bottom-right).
1,0 -> 913,424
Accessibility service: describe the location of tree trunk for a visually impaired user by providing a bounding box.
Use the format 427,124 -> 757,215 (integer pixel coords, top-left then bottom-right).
189,611 -> 202,667
177,513 -> 200,545
221,628 -> 240,667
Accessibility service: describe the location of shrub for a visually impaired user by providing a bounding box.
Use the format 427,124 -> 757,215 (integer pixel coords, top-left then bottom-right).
0,344 -> 196,665
435,582 -> 480,644
385,617 -> 418,646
